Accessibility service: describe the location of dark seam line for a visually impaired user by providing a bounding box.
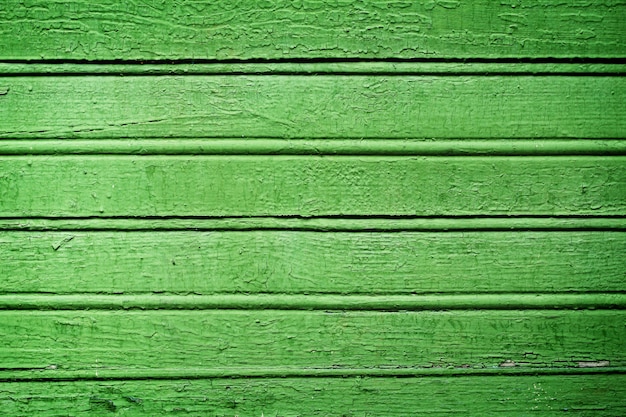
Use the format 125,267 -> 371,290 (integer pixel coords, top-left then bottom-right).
1,72 -> 625,77
1,153 -> 625,157
0,228 -> 623,233
1,369 -> 624,383
18,291 -> 626,295
1,307 -> 624,312
1,137 -> 625,140
0,150 -> 624,156
2,57 -> 626,65
1,215 -> 624,220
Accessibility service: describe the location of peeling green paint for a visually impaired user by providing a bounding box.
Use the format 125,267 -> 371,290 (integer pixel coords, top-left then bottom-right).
0,1 -> 624,415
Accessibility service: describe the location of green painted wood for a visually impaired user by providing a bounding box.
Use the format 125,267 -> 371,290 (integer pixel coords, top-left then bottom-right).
1,62 -> 626,76
1,0 -> 625,60
2,375 -> 626,416
4,366 -> 626,381
2,139 -> 626,156
1,294 -> 626,311
1,217 -> 625,232
1,156 -> 624,216
1,75 -> 625,139
1,231 -> 624,294
1,2 -> 625,416
0,310 -> 623,371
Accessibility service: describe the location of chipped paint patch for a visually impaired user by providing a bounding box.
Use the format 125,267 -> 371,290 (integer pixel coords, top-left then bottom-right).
578,360 -> 611,368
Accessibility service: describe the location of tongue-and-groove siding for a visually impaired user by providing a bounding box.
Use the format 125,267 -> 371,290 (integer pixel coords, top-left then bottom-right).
1,1 -> 625,415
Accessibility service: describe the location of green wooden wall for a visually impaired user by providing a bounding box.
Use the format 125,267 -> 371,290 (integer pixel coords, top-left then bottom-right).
1,1 -> 625,415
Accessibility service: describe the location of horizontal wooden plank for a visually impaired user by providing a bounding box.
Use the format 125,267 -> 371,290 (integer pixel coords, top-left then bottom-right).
2,375 -> 626,416
0,156 -> 624,216
1,310 -> 623,371
1,0 -> 625,60
1,231 -> 624,294
1,139 -> 626,156
1,62 -> 626,76
1,76 -> 625,139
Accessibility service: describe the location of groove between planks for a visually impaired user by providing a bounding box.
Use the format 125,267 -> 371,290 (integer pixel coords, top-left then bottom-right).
1,216 -> 625,231
0,293 -> 624,311
1,62 -> 626,76
1,139 -> 626,156
2,367 -> 626,383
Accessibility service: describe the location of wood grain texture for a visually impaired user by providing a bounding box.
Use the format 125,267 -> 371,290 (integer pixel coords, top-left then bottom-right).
1,0 -> 625,60
2,375 -> 626,416
1,231 -> 624,295
1,156 -> 624,216
1,75 -> 625,139
1,1 -> 625,415
0,310 -> 624,371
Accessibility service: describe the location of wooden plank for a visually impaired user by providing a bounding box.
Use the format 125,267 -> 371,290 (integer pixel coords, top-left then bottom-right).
1,75 -> 625,139
1,231 -> 624,294
1,0 -> 625,60
2,374 -> 626,416
0,156 -> 624,217
0,310 -> 623,371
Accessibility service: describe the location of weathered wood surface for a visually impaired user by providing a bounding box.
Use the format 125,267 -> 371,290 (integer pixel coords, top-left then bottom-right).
1,310 -> 624,371
1,0 -> 625,60
0,156 -> 624,216
1,75 -> 625,139
1,231 -> 624,294
2,375 -> 626,416
1,2 -> 625,415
